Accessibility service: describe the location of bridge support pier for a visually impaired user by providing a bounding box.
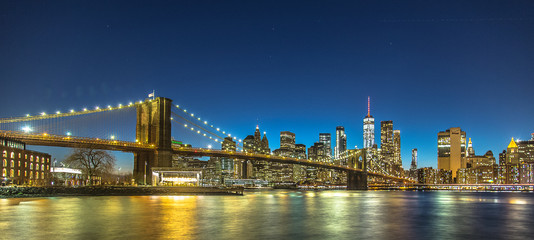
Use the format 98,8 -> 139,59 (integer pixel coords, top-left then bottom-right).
133,97 -> 173,185
347,170 -> 368,190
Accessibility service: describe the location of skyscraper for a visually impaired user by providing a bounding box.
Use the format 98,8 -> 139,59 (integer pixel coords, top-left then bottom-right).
380,120 -> 394,161
437,127 -> 466,179
411,148 -> 418,171
363,97 -> 375,149
393,130 -> 401,166
319,133 -> 331,158
280,131 -> 296,151
335,126 -> 347,159
221,137 -> 236,172
467,138 -> 475,157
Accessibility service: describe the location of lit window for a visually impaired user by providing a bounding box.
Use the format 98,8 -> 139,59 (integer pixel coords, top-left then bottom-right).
25,154 -> 27,159
10,169 -> 14,177
36,172 -> 39,179
2,169 -> 6,177
30,163 -> 33,169
47,165 -> 49,170
41,173 -> 44,180
25,162 -> 27,168
41,165 -> 43,171
18,153 -> 21,158
30,156 -> 33,162
10,160 -> 14,168
2,151 -> 6,157
25,171 -> 27,177
10,152 -> 14,158
2,159 -> 6,167
17,170 -> 20,176
36,156 -> 39,162
30,171 -> 33,179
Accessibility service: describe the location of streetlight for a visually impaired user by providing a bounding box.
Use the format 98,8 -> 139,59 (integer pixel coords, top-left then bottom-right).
22,126 -> 32,133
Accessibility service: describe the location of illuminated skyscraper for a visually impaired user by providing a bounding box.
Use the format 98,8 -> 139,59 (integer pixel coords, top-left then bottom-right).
437,127 -> 466,180
335,126 -> 347,159
393,130 -> 401,166
467,138 -> 475,157
380,120 -> 394,161
363,97 -> 375,149
280,131 -> 296,151
411,148 -> 418,171
319,133 -> 332,158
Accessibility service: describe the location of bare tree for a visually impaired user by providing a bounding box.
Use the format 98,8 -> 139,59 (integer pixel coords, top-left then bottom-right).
64,148 -> 116,185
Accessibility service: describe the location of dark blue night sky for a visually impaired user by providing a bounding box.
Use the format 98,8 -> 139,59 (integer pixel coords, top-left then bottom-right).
1,1 -> 533,170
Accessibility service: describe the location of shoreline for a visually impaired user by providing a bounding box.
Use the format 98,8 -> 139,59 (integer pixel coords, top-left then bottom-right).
0,186 -> 244,198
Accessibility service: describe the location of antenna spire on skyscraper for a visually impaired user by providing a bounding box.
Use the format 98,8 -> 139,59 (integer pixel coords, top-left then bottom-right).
367,96 -> 371,117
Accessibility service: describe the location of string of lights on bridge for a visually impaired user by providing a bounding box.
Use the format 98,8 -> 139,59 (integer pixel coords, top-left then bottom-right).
172,104 -> 243,143
0,99 -> 151,124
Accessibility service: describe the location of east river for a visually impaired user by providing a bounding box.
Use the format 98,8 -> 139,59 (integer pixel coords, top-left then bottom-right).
1,190 -> 534,239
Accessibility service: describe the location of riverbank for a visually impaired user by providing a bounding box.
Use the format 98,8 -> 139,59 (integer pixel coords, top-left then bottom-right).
0,186 -> 243,198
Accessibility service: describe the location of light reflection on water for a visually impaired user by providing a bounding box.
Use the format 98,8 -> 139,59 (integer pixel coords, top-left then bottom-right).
1,191 -> 534,239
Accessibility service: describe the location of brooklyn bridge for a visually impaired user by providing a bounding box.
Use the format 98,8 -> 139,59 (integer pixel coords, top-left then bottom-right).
0,97 -> 413,189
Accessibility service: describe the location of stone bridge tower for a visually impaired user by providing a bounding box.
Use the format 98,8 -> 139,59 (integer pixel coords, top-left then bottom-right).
133,97 -> 173,185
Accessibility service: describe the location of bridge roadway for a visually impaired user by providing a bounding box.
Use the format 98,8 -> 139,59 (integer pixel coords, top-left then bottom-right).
172,147 -> 412,182
0,130 -> 413,183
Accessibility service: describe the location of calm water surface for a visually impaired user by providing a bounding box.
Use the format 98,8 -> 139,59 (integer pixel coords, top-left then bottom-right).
1,190 -> 534,239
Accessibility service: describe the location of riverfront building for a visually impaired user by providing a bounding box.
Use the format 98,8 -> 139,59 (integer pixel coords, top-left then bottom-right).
437,127 -> 466,180
1,137 -> 51,186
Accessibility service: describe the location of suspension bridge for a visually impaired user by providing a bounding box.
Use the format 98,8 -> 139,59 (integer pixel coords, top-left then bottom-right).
0,97 -> 413,189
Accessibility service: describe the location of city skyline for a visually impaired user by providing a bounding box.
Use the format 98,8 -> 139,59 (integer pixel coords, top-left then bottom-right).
1,1 -> 534,170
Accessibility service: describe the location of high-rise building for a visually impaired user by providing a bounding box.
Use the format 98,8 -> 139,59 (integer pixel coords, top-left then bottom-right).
505,138 -> 520,184
221,137 -> 236,171
437,127 -> 466,180
280,131 -> 296,151
363,97 -> 375,149
319,133 -> 332,158
393,130 -> 401,166
467,138 -> 475,157
380,120 -> 394,161
517,136 -> 534,163
334,126 -> 347,159
411,149 -> 418,171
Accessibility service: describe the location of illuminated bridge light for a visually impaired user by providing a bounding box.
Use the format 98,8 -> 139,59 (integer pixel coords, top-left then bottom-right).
41,112 -> 46,116
83,108 -> 87,111
129,102 -> 133,106
56,111 -> 61,114
26,114 -> 30,117
70,109 -> 75,113
204,121 -> 207,124
108,105 -> 112,109
216,128 -> 220,131
176,105 -> 179,108
184,124 -> 188,127
184,109 -> 187,112
95,106 -> 100,110
118,104 -> 122,108
191,113 -> 194,117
